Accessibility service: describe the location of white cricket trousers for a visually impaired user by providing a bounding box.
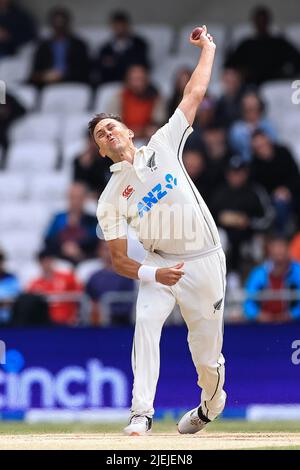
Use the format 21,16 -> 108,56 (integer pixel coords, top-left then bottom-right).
130,247 -> 226,421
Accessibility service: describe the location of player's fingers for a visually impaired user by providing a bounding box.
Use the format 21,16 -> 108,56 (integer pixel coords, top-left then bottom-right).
173,262 -> 184,269
170,268 -> 185,274
202,24 -> 207,35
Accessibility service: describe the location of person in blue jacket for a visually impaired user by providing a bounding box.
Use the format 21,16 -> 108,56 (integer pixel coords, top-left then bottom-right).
244,236 -> 300,322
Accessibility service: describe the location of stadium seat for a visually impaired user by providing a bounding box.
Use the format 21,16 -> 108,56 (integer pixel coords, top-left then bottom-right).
76,26 -> 110,55
134,24 -> 174,67
94,82 -> 122,113
260,80 -> 300,131
284,23 -> 300,52
29,173 -> 71,201
6,142 -> 59,172
8,113 -> 61,142
0,231 -> 43,262
0,56 -> 31,84
151,55 -> 197,98
62,139 -> 87,170
0,202 -> 50,233
0,174 -> 28,200
40,83 -> 92,113
7,84 -> 38,111
75,259 -> 104,283
61,112 -> 91,144
5,259 -> 40,288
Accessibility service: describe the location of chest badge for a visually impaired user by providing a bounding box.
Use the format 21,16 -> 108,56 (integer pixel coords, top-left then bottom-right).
122,185 -> 135,199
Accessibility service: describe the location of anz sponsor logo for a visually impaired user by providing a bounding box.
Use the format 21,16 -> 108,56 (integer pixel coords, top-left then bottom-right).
0,349 -> 128,409
137,173 -> 178,218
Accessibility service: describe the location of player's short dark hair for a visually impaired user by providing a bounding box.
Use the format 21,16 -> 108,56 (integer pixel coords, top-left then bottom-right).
88,113 -> 124,141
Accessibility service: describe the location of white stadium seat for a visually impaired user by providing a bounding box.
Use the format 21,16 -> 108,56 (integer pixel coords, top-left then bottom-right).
134,24 -> 174,67
151,55 -> 196,98
8,113 -> 61,142
7,85 -> 38,111
5,259 -> 40,288
76,259 -> 104,284
0,56 -> 31,84
94,82 -> 122,113
0,231 -> 43,262
61,112 -> 91,143
76,26 -> 110,55
29,173 -> 71,201
284,23 -> 300,52
40,83 -> 92,113
7,141 -> 58,172
0,174 -> 28,200
260,80 -> 300,132
62,139 -> 86,169
0,202 -> 51,233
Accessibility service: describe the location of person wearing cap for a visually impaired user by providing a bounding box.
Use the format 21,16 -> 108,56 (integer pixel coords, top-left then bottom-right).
211,155 -> 274,272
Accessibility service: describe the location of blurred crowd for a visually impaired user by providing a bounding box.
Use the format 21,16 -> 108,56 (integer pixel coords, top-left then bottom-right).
1,1 -> 300,326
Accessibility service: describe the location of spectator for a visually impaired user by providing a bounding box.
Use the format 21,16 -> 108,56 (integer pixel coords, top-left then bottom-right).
0,91 -> 25,167
0,0 -> 36,58
167,67 -> 192,118
182,149 -> 210,201
73,133 -> 111,198
225,5 -> 300,85
107,64 -> 165,139
244,236 -> 300,322
215,68 -> 245,128
30,7 -> 89,86
85,241 -> 135,326
250,130 -> 300,235
96,10 -> 150,83
44,182 -> 98,265
201,126 -> 231,202
185,94 -> 216,150
27,249 -> 82,325
229,91 -> 277,161
211,155 -> 274,272
0,248 -> 21,324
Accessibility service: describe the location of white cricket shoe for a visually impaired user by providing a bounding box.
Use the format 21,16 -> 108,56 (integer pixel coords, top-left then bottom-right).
123,415 -> 153,436
177,406 -> 211,434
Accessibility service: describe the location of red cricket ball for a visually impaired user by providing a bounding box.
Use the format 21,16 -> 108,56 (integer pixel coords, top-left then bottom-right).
191,27 -> 203,40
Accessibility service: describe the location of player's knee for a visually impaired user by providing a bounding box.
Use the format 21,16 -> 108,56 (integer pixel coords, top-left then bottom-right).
135,312 -> 161,330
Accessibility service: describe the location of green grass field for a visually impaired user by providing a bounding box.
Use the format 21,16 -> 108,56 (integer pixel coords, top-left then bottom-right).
0,419 -> 299,434
0,419 -> 299,450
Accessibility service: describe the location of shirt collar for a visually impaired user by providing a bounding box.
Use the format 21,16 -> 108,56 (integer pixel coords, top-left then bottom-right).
109,147 -> 149,174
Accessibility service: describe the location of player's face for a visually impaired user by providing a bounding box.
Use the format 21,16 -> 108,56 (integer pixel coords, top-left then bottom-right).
93,118 -> 133,158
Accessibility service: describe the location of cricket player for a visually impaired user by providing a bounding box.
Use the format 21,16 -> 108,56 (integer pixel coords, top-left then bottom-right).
89,25 -> 226,436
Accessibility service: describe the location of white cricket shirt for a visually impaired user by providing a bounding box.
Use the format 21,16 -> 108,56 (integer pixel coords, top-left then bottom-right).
97,108 -> 221,256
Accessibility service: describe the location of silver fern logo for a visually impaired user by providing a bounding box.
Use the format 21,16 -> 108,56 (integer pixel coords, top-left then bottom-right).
213,298 -> 223,313
146,152 -> 157,172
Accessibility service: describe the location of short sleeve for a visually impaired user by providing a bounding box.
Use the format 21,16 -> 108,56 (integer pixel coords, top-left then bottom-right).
97,201 -> 127,241
149,108 -> 193,155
